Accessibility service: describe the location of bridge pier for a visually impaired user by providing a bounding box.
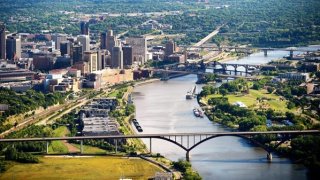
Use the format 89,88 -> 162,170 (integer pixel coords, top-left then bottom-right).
290,50 -> 294,59
46,141 -> 49,154
267,152 -> 273,162
115,139 -> 118,154
149,138 -> 152,154
186,150 -> 190,162
80,140 -> 83,154
263,49 -> 268,56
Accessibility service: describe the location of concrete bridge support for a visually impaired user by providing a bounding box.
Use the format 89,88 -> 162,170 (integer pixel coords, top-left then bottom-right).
80,140 -> 83,154
263,49 -> 268,56
186,150 -> 190,161
46,141 -> 49,154
149,138 -> 152,154
267,152 -> 273,162
290,50 -> 294,59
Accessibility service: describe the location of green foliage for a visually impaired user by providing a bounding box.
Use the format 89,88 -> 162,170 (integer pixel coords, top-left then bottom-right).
291,136 -> 320,174
0,159 -> 6,173
172,159 -> 191,173
287,102 -> 295,109
5,146 -> 39,163
0,125 -> 52,153
0,88 -> 66,133
125,104 -> 135,116
172,159 -> 202,180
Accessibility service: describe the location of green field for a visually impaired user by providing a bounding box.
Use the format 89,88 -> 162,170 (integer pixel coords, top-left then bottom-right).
48,126 -> 69,153
204,89 -> 296,112
0,156 -> 164,180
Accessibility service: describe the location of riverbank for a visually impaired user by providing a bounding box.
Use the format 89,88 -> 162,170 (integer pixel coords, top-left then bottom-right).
133,78 -> 161,87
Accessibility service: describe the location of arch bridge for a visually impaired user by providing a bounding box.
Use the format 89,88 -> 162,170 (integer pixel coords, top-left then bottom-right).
206,61 -> 275,76
1,130 -> 319,162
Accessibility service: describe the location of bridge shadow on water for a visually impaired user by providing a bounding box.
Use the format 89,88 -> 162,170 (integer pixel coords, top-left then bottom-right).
190,157 -> 293,165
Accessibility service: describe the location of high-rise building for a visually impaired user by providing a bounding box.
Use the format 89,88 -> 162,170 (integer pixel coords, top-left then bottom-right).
6,34 -> 21,60
100,32 -> 107,50
106,30 -> 116,53
84,51 -> 98,73
126,37 -> 147,65
0,22 -> 6,59
77,35 -> 90,53
165,40 -> 176,57
80,21 -> 89,35
72,44 -> 83,63
111,46 -> 123,69
60,41 -> 71,56
52,34 -> 67,50
32,52 -> 55,71
97,49 -> 107,70
122,45 -> 133,69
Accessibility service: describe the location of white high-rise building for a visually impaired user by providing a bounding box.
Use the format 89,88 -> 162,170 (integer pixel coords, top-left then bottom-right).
126,37 -> 147,65
77,35 -> 90,53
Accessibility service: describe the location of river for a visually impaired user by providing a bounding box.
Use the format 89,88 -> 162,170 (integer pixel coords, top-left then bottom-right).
132,46 -> 319,180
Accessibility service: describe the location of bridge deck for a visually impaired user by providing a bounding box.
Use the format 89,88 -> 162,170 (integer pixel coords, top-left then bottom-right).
0,130 -> 319,142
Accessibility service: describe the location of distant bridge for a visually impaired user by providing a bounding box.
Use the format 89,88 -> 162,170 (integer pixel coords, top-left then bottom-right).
205,61 -> 276,75
149,68 -> 261,80
181,45 -> 319,56
1,130 -> 319,161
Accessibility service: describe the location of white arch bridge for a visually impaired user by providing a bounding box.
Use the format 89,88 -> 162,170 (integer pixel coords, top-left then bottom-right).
1,130 -> 319,161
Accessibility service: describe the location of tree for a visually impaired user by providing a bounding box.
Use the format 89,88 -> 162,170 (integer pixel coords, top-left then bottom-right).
267,87 -> 275,94
220,89 -> 227,97
287,102 -> 295,109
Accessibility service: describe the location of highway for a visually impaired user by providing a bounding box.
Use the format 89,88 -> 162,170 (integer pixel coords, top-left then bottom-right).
192,25 -> 223,48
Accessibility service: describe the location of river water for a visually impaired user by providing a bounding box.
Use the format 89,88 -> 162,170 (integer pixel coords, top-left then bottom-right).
132,46 -> 319,180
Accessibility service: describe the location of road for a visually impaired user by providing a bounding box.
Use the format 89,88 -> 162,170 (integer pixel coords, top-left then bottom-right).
0,130 -> 319,142
192,25 -> 223,48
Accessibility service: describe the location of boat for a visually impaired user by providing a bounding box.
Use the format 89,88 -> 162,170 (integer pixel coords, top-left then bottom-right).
186,91 -> 193,99
132,118 -> 143,132
186,86 -> 196,99
193,108 -> 204,118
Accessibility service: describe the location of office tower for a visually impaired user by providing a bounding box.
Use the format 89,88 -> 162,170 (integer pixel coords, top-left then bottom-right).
80,21 -> 89,35
6,34 -> 21,60
52,34 -> 67,50
100,32 -> 107,49
106,30 -> 116,53
60,41 -> 71,56
122,45 -> 133,69
97,49 -> 107,70
77,35 -> 90,53
55,55 -> 71,69
111,46 -> 123,69
0,22 -> 6,59
83,51 -> 98,73
126,37 -> 147,65
72,44 -> 83,63
165,40 -> 176,57
32,52 -> 55,71
46,41 -> 55,51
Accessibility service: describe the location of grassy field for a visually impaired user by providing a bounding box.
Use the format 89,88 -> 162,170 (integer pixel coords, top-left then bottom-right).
204,89 -> 296,112
71,144 -> 107,154
48,126 -> 69,154
0,156 -> 164,180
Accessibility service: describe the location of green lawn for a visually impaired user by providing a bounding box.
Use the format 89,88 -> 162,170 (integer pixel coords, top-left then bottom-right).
205,89 -> 296,112
48,126 -> 69,153
71,144 -> 107,154
0,156 -> 164,180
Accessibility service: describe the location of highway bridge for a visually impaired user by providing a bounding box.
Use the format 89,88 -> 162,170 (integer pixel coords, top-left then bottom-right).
1,130 -> 319,161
